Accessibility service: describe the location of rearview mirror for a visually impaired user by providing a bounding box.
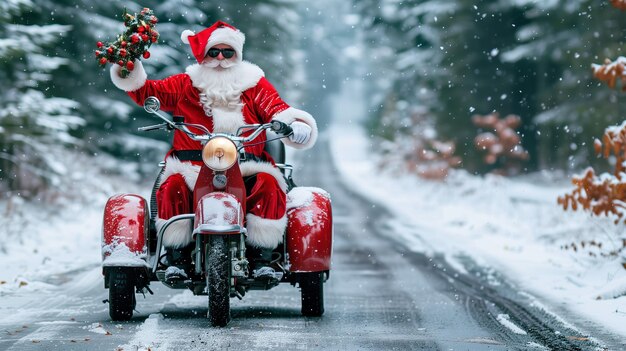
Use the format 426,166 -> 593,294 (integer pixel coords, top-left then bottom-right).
144,96 -> 160,114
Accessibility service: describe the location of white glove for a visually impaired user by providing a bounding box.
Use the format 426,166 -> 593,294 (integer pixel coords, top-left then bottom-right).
289,121 -> 312,145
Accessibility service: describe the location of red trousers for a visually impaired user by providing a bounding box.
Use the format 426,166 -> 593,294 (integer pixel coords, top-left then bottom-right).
156,171 -> 287,248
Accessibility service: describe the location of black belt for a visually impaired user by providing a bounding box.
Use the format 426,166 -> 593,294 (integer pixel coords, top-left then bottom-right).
173,150 -> 202,161
173,150 -> 264,162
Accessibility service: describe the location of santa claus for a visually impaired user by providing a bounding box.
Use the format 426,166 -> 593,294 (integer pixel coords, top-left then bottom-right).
109,20 -> 317,280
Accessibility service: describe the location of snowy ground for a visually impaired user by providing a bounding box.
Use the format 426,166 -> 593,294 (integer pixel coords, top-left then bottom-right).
0,150 -> 151,298
321,68 -> 626,341
329,121 -> 626,340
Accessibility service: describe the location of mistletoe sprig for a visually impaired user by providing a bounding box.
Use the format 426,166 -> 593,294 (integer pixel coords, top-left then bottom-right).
95,8 -> 159,78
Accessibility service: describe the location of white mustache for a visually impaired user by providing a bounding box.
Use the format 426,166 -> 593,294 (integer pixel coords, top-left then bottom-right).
204,59 -> 237,69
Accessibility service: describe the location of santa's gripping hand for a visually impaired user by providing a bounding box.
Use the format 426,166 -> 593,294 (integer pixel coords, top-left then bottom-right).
289,121 -> 312,145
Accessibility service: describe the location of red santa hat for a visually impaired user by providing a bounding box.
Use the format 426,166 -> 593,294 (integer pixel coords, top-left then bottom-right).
180,21 -> 245,64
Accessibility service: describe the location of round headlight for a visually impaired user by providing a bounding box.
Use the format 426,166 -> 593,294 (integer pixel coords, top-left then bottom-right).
202,137 -> 238,171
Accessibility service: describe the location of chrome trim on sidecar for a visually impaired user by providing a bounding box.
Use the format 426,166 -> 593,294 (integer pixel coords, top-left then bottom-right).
193,224 -> 242,235
151,214 -> 195,274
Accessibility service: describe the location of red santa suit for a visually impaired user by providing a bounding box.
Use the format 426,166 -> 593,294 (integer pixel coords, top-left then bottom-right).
109,21 -> 317,250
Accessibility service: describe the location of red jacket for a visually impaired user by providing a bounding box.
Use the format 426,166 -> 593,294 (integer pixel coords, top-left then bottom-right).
110,60 -> 318,158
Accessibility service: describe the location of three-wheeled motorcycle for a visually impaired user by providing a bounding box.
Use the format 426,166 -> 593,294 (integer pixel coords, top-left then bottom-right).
101,97 -> 332,326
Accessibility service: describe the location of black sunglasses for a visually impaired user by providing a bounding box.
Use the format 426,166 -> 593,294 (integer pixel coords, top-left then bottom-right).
206,48 -> 236,59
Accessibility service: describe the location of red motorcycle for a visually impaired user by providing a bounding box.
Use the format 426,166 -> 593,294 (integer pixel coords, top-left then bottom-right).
101,97 -> 333,326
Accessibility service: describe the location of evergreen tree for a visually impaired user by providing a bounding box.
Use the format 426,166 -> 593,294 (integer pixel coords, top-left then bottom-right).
0,1 -> 306,197
353,0 -> 451,138
354,0 -> 626,174
0,0 -> 84,197
435,0 -> 534,172
505,0 -> 626,171
50,1 -> 302,152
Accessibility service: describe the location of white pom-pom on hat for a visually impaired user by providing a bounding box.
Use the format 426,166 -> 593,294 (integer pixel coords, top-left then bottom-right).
181,30 -> 195,44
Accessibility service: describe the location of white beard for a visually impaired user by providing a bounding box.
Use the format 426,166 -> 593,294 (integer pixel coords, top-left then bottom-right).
186,61 -> 265,113
186,61 -> 265,97
185,61 -> 265,133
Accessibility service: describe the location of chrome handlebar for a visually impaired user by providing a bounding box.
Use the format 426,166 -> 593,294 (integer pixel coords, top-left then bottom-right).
139,97 -> 291,145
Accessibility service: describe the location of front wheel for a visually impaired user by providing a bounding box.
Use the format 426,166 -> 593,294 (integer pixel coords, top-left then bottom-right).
206,236 -> 231,327
108,268 -> 136,321
299,272 -> 325,316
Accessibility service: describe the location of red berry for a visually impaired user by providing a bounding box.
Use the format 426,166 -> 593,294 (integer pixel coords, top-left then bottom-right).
131,35 -> 139,44
97,41 -> 103,48
141,34 -> 149,42
138,26 -> 145,33
143,51 -> 150,59
126,61 -> 135,71
95,50 -> 101,57
119,48 -> 127,57
99,57 -> 108,65
151,36 -> 157,43
151,18 -> 158,24
118,60 -> 124,66
121,41 -> 127,48
107,47 -> 113,54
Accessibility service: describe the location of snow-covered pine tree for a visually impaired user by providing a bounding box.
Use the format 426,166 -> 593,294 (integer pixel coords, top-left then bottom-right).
353,0 -> 451,133
32,1 -> 305,174
34,1 -> 152,167
0,0 -> 84,198
354,0 -> 626,174
497,0 -> 626,171
353,0 -> 463,179
431,0 -> 541,173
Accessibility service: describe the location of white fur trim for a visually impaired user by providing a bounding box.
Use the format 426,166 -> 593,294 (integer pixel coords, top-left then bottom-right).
245,213 -> 287,249
207,27 -> 245,63
272,107 -> 318,150
156,218 -> 193,248
181,29 -> 195,44
162,156 -> 201,189
239,161 -> 288,192
186,60 -> 264,95
212,106 -> 245,133
109,60 -> 147,92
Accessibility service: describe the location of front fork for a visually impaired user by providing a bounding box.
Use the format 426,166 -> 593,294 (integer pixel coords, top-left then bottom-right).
194,232 -> 249,297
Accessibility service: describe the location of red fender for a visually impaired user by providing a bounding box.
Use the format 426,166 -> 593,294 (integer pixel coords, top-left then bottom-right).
194,192 -> 245,235
102,194 -> 149,268
286,187 -> 333,272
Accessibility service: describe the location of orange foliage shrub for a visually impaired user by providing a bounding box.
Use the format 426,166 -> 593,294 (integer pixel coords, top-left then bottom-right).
592,57 -> 626,91
610,0 -> 626,10
378,109 -> 462,180
472,112 -> 529,174
403,139 -> 462,180
558,122 -> 626,224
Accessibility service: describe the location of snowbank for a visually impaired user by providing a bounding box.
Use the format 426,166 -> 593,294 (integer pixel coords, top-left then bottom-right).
330,122 -> 626,339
